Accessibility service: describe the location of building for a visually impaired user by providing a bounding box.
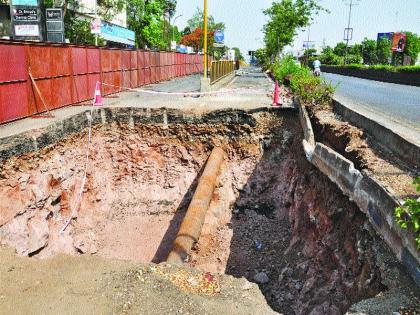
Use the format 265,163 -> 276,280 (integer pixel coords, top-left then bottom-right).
0,0 -> 134,47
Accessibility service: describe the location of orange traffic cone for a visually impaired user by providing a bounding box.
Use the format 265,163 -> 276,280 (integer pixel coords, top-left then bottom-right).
93,82 -> 103,106
272,80 -> 281,107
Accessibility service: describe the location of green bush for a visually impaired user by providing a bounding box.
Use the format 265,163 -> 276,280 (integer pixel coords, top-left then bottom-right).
271,55 -> 301,82
345,64 -> 364,69
397,65 -> 420,72
271,54 -> 335,106
394,177 -> 420,249
289,68 -> 335,105
370,64 -> 395,71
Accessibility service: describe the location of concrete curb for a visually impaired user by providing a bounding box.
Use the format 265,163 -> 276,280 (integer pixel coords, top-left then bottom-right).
297,100 -> 420,288
332,99 -> 419,169
210,72 -> 236,90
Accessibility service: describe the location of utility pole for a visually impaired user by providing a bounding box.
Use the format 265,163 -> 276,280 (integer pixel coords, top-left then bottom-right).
203,0 -> 208,78
343,0 -> 360,64
303,23 -> 314,67
94,0 -> 98,46
172,14 -> 182,42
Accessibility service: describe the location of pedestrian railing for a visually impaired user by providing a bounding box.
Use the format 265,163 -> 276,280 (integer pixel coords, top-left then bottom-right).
210,60 -> 235,84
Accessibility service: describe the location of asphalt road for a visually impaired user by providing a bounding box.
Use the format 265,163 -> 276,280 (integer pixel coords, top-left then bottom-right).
322,72 -> 420,144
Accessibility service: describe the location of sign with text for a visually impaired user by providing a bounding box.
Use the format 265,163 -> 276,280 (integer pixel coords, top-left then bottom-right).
214,30 -> 224,43
344,28 -> 353,41
11,0 -> 37,6
46,8 -> 62,20
90,19 -> 101,34
100,21 -> 135,45
13,8 -> 38,21
391,32 -> 406,53
14,24 -> 39,36
46,8 -> 64,42
377,32 -> 393,42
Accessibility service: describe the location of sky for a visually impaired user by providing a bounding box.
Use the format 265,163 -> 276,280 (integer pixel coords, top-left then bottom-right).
174,0 -> 420,56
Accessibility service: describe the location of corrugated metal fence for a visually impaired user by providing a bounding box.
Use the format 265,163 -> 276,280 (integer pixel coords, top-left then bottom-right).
0,41 -> 205,124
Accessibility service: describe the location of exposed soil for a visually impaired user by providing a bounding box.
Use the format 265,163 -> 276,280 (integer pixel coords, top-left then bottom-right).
0,108 -> 419,315
186,114 -> 420,314
307,105 -> 419,199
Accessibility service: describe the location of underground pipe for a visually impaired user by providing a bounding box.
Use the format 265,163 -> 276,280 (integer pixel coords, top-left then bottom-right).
166,147 -> 225,264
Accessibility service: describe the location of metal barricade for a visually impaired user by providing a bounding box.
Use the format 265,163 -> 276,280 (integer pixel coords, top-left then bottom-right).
210,60 -> 235,84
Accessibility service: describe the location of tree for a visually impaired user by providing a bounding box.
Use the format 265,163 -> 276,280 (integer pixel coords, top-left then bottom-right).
333,42 -> 347,57
180,27 -> 215,51
350,44 -> 362,57
231,47 -> 244,61
127,0 -> 177,49
319,46 -> 342,65
361,38 -> 377,64
254,48 -> 270,68
186,7 -> 225,31
44,0 -> 123,45
97,0 -> 125,21
404,32 -> 420,65
181,8 -> 225,56
263,0 -> 325,59
376,37 -> 391,64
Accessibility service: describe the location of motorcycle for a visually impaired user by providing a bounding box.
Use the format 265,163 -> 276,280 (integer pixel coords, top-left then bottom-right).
313,68 -> 321,77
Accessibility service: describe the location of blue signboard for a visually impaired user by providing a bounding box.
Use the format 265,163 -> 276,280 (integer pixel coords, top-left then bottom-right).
377,32 -> 393,42
177,45 -> 187,53
11,0 -> 38,6
101,21 -> 135,45
214,30 -> 224,43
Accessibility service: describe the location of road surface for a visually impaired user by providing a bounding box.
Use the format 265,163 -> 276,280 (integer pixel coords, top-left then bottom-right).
322,72 -> 420,145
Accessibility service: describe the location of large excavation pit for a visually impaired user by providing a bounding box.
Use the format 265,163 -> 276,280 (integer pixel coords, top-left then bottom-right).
0,108 -> 418,314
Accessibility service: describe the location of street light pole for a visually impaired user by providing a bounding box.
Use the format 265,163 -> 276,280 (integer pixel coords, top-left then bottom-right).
172,14 -> 182,42
343,0 -> 360,64
94,0 -> 98,46
203,0 -> 208,78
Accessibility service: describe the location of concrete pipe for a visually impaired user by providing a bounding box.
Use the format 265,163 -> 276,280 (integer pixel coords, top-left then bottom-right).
166,147 -> 225,264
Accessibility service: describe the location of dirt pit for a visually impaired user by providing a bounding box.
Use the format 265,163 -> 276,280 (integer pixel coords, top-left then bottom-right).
0,108 -> 419,314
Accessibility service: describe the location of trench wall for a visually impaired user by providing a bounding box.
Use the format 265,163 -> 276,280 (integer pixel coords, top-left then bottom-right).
0,107 -> 293,162
298,101 -> 420,288
332,99 -> 420,168
0,40 -> 206,124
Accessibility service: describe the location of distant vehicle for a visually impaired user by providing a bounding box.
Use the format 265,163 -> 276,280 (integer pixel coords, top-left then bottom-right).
313,59 -> 321,76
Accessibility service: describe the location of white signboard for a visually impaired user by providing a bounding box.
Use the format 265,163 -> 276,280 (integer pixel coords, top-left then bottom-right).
91,19 -> 101,34
187,46 -> 193,54
14,24 -> 39,36
228,49 -> 235,61
170,40 -> 176,50
90,19 -> 101,34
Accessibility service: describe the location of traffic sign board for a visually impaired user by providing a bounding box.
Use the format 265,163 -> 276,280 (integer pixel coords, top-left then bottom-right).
214,30 -> 224,43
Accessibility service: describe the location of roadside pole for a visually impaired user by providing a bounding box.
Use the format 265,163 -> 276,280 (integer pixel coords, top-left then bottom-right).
94,0 -> 98,46
200,0 -> 210,92
203,0 -> 208,78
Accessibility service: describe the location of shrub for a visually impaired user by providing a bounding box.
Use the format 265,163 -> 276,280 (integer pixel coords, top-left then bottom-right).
394,177 -> 420,249
397,65 -> 420,72
289,69 -> 335,105
271,55 -> 301,82
370,64 -> 395,71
